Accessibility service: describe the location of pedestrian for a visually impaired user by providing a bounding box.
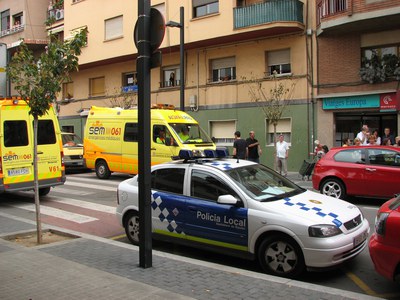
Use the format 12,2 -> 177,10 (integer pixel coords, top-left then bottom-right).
342,137 -> 350,147
310,140 -> 323,156
246,130 -> 261,163
356,125 -> 369,145
276,134 -> 289,176
382,127 -> 395,145
373,130 -> 381,145
232,131 -> 248,160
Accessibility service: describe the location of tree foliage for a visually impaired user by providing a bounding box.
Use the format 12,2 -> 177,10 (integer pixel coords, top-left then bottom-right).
7,29 -> 87,117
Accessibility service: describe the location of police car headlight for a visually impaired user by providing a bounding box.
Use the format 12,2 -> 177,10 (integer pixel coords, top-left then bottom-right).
308,225 -> 342,238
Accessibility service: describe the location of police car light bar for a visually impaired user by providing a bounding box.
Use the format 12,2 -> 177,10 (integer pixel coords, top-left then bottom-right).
178,148 -> 228,161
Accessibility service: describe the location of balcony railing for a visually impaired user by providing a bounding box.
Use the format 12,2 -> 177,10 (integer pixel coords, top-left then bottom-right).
317,0 -> 348,25
0,24 -> 25,37
234,0 -> 304,29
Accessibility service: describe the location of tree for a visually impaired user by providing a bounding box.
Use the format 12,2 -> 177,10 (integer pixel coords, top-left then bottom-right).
246,73 -> 296,168
6,28 -> 87,244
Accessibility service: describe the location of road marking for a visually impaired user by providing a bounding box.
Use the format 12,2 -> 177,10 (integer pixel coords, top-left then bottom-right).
110,234 -> 127,240
66,176 -> 120,186
345,271 -> 379,297
8,203 -> 98,224
52,186 -> 92,195
63,181 -> 116,191
51,198 -> 116,214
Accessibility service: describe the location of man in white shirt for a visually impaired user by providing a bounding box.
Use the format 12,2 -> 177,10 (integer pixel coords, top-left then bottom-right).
356,125 -> 369,145
276,134 -> 289,177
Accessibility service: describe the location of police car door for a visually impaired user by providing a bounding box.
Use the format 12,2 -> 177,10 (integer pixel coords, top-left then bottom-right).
186,169 -> 248,251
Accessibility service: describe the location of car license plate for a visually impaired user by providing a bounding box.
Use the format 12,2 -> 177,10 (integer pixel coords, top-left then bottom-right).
354,230 -> 368,247
8,168 -> 29,176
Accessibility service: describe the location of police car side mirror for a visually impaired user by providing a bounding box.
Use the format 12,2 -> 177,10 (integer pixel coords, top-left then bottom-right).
217,194 -> 239,206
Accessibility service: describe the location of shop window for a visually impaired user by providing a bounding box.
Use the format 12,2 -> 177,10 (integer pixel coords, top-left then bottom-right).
193,0 -> 219,18
62,82 -> 74,99
266,118 -> 291,145
105,15 -> 123,41
162,66 -> 180,88
210,57 -> 236,83
89,77 -> 105,97
210,120 -> 235,146
266,49 -> 291,76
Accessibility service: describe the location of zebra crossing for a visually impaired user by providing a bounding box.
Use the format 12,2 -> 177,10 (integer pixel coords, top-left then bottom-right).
0,172 -> 127,236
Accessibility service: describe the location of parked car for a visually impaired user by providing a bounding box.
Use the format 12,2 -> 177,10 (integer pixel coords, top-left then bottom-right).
312,146 -> 400,199
61,132 -> 86,170
369,195 -> 400,283
116,149 -> 369,279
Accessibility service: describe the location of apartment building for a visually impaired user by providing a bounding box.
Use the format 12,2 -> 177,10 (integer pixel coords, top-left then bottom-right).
0,0 -> 50,97
316,0 -> 400,147
50,0 -> 313,171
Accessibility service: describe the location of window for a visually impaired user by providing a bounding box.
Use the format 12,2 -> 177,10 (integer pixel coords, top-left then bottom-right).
13,13 -> 22,27
62,82 -> 74,99
334,149 -> 365,164
151,168 -> 185,194
37,120 -> 56,145
124,123 -> 138,142
4,121 -> 28,147
266,118 -> 291,145
122,72 -> 137,92
162,66 -> 180,88
266,49 -> 291,76
210,120 -> 235,145
1,10 -> 10,32
193,0 -> 219,18
191,170 -> 238,202
211,57 -> 236,82
105,15 -> 123,41
368,149 -> 400,167
89,77 -> 105,97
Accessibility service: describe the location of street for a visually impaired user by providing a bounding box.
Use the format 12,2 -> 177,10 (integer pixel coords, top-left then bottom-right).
0,170 -> 399,299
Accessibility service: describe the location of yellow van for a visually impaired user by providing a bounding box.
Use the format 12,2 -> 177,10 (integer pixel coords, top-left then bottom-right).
84,105 -> 215,179
0,98 -> 66,195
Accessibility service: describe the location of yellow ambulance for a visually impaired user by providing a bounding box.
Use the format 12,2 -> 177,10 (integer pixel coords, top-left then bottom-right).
0,98 -> 66,195
83,105 -> 215,179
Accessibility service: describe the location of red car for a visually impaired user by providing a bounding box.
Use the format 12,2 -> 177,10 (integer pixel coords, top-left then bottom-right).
312,146 -> 400,199
369,196 -> 400,282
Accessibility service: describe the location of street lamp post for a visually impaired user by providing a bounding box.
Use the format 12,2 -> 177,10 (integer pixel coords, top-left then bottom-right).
166,6 -> 184,111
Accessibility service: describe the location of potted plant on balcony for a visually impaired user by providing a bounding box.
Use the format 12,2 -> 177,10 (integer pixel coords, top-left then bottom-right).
360,51 -> 400,83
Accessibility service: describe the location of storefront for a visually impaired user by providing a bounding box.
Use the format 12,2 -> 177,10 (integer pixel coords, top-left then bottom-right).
321,91 -> 399,147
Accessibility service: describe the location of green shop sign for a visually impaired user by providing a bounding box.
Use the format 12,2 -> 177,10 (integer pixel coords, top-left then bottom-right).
323,94 -> 379,110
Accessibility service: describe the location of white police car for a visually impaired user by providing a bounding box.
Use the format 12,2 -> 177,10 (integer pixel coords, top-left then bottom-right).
116,149 -> 369,278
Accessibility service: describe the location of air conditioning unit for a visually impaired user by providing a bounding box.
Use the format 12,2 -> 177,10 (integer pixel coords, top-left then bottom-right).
55,9 -> 64,21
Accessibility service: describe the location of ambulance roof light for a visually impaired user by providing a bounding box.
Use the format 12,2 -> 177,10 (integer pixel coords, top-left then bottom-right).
151,103 -> 175,110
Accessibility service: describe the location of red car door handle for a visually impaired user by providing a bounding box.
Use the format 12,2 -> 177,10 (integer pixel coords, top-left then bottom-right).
365,168 -> 376,172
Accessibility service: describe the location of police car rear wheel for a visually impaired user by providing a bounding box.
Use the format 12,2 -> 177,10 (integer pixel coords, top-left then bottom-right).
124,211 -> 140,245
258,234 -> 305,279
95,160 -> 111,179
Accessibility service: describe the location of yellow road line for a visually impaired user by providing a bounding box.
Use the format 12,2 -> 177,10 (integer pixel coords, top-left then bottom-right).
345,271 -> 379,297
109,234 -> 127,240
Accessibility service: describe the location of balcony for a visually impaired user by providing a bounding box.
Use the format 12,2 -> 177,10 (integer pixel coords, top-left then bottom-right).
0,24 -> 24,38
234,0 -> 303,29
317,0 -> 400,35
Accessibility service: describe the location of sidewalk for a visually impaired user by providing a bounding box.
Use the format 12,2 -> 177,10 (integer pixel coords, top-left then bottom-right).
0,178 -> 378,300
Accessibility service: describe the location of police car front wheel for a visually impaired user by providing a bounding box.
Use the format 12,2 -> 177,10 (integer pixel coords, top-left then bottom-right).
258,234 -> 305,279
124,211 -> 140,245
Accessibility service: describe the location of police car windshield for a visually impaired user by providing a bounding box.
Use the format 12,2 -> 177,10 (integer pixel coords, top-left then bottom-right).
170,123 -> 213,144
226,164 -> 303,202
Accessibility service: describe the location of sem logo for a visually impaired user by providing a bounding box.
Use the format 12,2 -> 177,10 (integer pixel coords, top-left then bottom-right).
2,151 -> 31,162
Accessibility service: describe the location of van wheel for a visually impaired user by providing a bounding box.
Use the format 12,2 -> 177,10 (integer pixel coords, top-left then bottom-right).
39,187 -> 51,196
95,160 -> 111,179
258,234 -> 305,279
124,211 -> 140,245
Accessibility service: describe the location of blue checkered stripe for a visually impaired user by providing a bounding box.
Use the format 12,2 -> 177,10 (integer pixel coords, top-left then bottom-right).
283,197 -> 343,227
151,194 -> 185,234
208,162 -> 233,170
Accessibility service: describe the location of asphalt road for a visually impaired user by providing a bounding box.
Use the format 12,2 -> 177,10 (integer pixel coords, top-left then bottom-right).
0,170 -> 399,299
